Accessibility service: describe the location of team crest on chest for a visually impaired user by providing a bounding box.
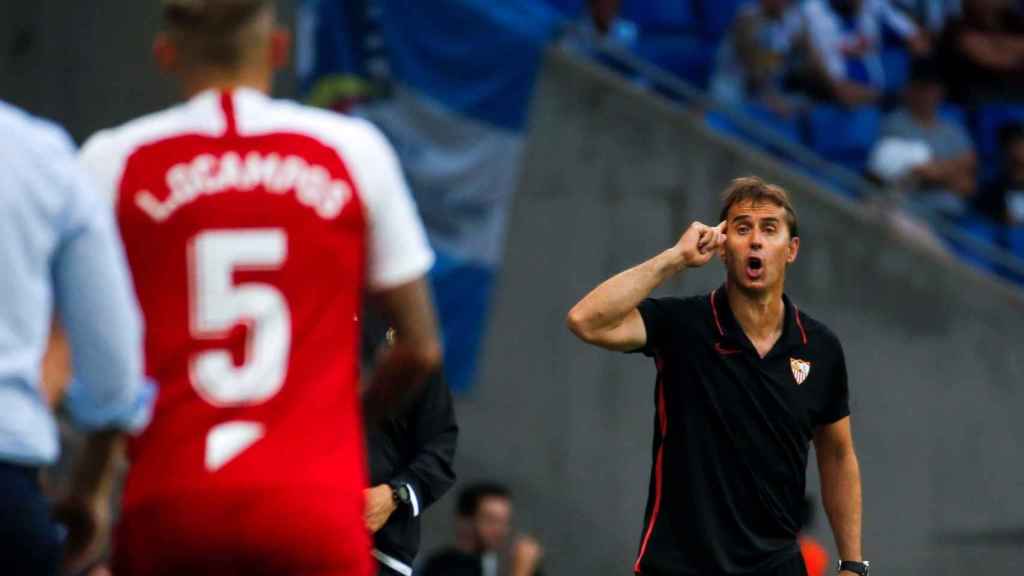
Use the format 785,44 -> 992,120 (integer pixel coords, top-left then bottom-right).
790,358 -> 811,385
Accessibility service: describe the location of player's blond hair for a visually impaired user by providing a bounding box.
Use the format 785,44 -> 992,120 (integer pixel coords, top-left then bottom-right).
162,0 -> 276,69
719,176 -> 799,238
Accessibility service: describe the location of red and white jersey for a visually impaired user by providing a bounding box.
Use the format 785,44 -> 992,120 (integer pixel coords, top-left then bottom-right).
79,88 -> 432,572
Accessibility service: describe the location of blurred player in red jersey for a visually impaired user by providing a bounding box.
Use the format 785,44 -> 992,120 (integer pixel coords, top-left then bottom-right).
72,1 -> 441,574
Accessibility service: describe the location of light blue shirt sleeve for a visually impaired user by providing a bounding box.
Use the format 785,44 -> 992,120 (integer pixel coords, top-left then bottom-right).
53,144 -> 154,432
0,101 -> 153,466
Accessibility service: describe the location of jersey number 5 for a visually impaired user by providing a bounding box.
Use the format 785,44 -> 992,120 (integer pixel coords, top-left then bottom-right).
188,229 -> 291,470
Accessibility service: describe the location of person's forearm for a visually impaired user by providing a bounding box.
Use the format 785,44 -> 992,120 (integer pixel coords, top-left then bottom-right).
819,449 -> 863,562
365,279 -> 443,423
567,248 -> 684,338
363,342 -> 439,423
69,430 -> 124,504
925,155 -> 976,195
961,35 -> 1021,70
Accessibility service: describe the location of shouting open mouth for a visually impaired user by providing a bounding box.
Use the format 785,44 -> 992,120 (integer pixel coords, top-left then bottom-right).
745,256 -> 764,281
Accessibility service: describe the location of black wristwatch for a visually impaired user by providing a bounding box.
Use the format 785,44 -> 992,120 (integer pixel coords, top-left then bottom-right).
837,560 -> 870,575
390,483 -> 411,507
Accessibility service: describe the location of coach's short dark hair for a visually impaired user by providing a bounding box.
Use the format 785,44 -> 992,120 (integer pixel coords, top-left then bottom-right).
456,482 -> 510,518
719,176 -> 799,238
162,0 -> 275,69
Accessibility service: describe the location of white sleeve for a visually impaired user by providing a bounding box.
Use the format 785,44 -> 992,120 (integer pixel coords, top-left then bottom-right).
803,2 -> 846,80
877,0 -> 918,38
346,121 -> 435,291
78,130 -> 127,206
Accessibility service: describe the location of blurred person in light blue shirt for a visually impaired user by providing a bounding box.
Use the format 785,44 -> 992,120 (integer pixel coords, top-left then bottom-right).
711,0 -> 815,115
0,100 -> 154,576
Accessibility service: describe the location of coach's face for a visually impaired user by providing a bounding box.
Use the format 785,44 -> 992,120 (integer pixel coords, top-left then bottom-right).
721,200 -> 799,293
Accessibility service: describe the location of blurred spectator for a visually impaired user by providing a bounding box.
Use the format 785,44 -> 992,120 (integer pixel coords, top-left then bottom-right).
710,0 -> 819,115
868,58 -> 976,216
891,0 -> 962,34
803,0 -> 929,105
975,122 -> 1024,225
419,482 -> 544,576
940,0 -> 1024,103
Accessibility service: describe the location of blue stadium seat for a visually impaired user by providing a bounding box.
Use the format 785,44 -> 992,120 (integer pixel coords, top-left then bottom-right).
696,0 -> 751,40
805,105 -> 882,173
787,160 -> 863,199
541,0 -> 584,16
881,48 -> 910,95
620,0 -> 696,32
745,103 -> 800,142
973,104 -> 1024,161
705,103 -> 801,156
633,33 -> 716,88
946,215 -> 1001,272
1009,226 -> 1024,258
939,104 -> 967,128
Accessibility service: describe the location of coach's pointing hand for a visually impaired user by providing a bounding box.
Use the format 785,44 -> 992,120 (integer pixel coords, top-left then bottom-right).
675,221 -> 727,268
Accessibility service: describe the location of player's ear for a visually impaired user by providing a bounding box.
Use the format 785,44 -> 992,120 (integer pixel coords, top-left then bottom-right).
270,27 -> 291,71
786,235 -> 800,264
152,33 -> 178,75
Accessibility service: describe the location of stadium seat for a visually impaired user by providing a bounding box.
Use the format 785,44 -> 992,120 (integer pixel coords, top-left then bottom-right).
972,104 -> 1024,161
706,103 -> 801,148
696,0 -> 751,40
945,215 -> 1001,272
540,0 -> 584,16
880,48 -> 910,96
788,161 -> 863,200
1009,225 -> 1024,258
805,105 -> 882,173
633,33 -> 716,88
619,0 -> 696,32
704,105 -> 798,165
939,104 -> 967,128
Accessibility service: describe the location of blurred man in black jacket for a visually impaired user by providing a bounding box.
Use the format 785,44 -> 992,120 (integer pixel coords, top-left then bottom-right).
364,328 -> 459,576
419,482 -> 545,576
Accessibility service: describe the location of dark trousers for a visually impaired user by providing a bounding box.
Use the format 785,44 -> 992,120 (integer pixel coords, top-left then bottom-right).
0,461 -> 62,576
641,552 -> 808,576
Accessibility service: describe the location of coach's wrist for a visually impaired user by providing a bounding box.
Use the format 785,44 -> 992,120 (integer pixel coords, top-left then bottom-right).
660,246 -> 689,273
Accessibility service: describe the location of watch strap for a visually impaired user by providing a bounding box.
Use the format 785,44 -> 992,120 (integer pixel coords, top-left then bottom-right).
389,482 -> 411,506
838,560 -> 870,575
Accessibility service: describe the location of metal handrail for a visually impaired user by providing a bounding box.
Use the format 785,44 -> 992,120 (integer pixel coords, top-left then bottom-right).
563,24 -> 1024,280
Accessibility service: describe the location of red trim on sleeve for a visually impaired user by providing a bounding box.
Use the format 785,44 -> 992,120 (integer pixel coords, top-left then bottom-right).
633,356 -> 668,574
219,90 -> 237,136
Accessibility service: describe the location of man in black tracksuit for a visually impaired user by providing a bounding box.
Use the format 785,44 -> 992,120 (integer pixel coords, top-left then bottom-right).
364,365 -> 458,576
568,177 -> 868,576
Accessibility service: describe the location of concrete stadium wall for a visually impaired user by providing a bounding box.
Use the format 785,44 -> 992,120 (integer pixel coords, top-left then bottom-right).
420,50 -> 1024,575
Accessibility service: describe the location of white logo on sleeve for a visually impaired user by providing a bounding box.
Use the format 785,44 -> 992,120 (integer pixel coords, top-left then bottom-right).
790,358 -> 811,385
